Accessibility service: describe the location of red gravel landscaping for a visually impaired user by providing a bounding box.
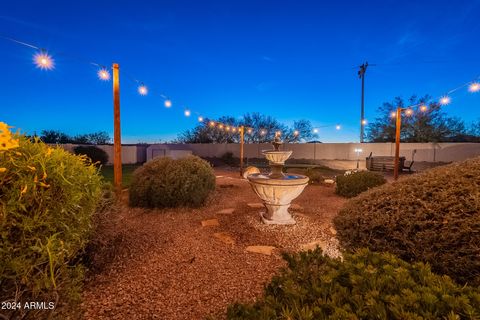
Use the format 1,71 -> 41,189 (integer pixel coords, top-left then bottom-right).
81,168 -> 346,320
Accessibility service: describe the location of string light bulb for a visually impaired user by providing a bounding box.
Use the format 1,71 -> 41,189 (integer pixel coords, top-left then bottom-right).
390,111 -> 396,118
293,130 -> 299,136
232,127 -> 237,133
164,100 -> 172,108
405,108 -> 413,116
33,50 -> 54,70
260,129 -> 266,135
184,109 -> 191,117
218,124 -> 224,129
226,126 -> 231,131
361,119 -> 368,125
420,105 -> 428,112
247,128 -> 253,134
138,84 -> 148,96
198,116 -> 204,122
313,128 -> 319,133
209,121 -> 215,127
469,82 -> 480,93
97,68 -> 110,81
439,96 -> 451,105
335,124 -> 341,130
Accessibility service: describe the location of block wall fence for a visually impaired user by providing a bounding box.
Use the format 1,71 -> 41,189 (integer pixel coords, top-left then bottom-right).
57,142 -> 480,165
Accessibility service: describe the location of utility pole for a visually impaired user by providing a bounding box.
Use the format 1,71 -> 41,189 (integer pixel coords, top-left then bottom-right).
393,107 -> 402,181
239,126 -> 244,177
112,63 -> 122,193
358,62 -> 369,143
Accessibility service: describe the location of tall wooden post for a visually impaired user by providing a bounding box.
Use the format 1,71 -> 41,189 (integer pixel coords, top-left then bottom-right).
113,63 -> 122,192
239,126 -> 244,177
393,107 -> 402,180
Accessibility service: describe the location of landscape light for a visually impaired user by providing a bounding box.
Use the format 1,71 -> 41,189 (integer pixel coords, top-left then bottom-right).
405,108 -> 413,116
97,68 -> 110,81
198,116 -> 204,122
293,130 -> 299,136
469,82 -> 480,93
33,51 -> 54,70
138,85 -> 148,96
184,109 -> 191,117
420,105 -> 428,112
439,96 -> 451,105
164,100 -> 172,108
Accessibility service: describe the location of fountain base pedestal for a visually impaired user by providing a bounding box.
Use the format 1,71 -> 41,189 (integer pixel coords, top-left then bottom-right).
260,203 -> 296,225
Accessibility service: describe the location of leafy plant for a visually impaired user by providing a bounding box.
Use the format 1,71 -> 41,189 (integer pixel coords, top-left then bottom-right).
221,151 -> 237,166
74,145 -> 109,166
334,157 -> 480,286
227,249 -> 480,320
335,170 -> 386,197
129,155 -> 216,208
0,129 -> 102,318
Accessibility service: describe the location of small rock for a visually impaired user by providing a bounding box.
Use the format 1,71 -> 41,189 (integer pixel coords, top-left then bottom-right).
247,203 -> 264,208
213,232 -> 235,245
300,240 -> 328,252
329,226 -> 337,235
201,219 -> 219,227
217,208 -> 235,215
242,166 -> 260,179
245,245 -> 276,255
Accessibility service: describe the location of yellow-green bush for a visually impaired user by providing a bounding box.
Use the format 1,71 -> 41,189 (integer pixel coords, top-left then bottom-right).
227,249 -> 480,319
0,126 -> 102,318
334,157 -> 480,286
335,170 -> 386,197
129,155 -> 216,208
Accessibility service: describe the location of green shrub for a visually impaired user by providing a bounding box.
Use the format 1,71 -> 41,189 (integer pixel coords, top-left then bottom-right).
73,145 -> 109,166
227,249 -> 480,320
0,134 -> 102,317
304,167 -> 323,184
335,170 -> 386,197
334,157 -> 480,286
129,155 -> 216,208
221,151 -> 237,166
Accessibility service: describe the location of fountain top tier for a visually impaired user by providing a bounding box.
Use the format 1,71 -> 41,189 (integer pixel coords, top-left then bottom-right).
262,136 -> 292,166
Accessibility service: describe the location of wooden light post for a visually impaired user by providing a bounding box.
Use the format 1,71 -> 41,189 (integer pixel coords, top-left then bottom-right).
239,126 -> 245,176
393,106 -> 402,181
112,63 -> 122,192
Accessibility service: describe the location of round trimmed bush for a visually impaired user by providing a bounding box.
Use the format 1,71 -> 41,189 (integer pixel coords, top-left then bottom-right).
227,249 -> 480,319
334,157 -> 480,286
335,170 -> 386,197
0,134 -> 102,314
73,145 -> 109,166
129,155 -> 215,208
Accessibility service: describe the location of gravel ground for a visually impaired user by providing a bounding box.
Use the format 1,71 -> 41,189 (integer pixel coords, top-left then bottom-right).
81,168 -> 346,320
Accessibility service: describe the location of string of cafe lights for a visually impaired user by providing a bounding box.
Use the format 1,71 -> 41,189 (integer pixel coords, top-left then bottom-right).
2,35 -> 478,136
1,35 -> 343,139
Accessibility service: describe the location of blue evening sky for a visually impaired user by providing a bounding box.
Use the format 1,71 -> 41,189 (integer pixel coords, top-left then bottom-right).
1,0 -> 479,143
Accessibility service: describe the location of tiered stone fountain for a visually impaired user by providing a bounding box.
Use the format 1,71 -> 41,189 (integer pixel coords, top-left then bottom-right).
247,137 -> 309,225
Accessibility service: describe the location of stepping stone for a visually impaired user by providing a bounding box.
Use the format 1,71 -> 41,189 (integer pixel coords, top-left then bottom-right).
245,245 -> 276,255
215,175 -> 224,178
300,240 -> 328,252
217,208 -> 235,215
247,203 -> 264,208
213,232 -> 235,245
290,204 -> 303,211
201,219 -> 219,227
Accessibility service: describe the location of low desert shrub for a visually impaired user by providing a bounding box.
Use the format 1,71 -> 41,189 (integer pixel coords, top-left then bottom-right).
335,170 -> 386,197
221,151 -> 237,166
73,145 -> 109,166
0,126 -> 103,318
227,249 -> 480,320
129,155 -> 215,208
304,167 -> 323,184
334,157 -> 480,286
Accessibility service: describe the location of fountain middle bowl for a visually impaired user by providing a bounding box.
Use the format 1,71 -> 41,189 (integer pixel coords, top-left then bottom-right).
262,150 -> 293,164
